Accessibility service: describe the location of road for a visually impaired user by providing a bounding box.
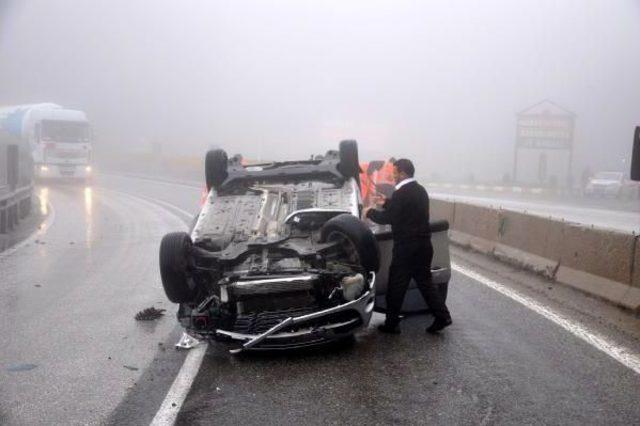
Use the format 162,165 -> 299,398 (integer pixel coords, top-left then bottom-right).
1,174 -> 640,425
0,181 -> 190,425
430,191 -> 640,234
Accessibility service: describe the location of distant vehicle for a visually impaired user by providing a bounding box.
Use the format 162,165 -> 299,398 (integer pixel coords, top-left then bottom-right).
584,171 -> 637,198
632,126 -> 639,181
159,141 -> 451,352
0,103 -> 92,181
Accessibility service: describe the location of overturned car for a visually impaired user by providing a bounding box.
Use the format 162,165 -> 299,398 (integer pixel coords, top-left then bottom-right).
159,141 -> 450,353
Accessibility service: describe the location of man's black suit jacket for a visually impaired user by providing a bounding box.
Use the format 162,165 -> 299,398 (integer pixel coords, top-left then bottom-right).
366,180 -> 431,242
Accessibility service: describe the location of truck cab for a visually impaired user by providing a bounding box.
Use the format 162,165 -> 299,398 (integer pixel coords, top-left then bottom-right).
0,104 -> 93,181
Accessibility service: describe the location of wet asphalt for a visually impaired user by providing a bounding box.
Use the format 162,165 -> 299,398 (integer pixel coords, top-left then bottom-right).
0,180 -> 186,425
2,174 -> 640,425
174,272 -> 640,426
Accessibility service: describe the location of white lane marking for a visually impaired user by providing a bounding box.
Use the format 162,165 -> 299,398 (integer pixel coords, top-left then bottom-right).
97,187 -> 207,426
452,262 -> 640,375
0,202 -> 55,259
149,343 -> 208,426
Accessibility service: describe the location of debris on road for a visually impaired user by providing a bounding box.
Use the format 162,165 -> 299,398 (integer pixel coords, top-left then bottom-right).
134,306 -> 166,321
7,363 -> 38,372
123,365 -> 139,371
175,332 -> 200,349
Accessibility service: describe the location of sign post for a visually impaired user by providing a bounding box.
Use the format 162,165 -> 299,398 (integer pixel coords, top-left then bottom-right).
513,100 -> 575,186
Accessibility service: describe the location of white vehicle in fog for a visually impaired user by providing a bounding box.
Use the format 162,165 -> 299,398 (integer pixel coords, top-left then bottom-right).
585,171 -> 637,199
0,103 -> 92,181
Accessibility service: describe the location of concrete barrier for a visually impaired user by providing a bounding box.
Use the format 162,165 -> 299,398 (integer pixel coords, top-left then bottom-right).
558,224 -> 635,285
442,199 -> 640,311
494,210 -> 563,278
555,225 -> 639,309
430,198 -> 455,223
451,202 -> 500,253
634,238 -> 640,289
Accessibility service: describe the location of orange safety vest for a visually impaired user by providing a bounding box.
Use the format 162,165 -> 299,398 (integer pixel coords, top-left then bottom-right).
359,162 -> 370,199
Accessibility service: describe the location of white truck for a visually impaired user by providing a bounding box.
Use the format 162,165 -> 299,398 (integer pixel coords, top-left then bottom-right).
0,103 -> 92,181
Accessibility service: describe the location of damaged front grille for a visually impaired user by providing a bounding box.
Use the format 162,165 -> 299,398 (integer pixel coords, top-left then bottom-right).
233,306 -> 319,334
232,307 -> 362,335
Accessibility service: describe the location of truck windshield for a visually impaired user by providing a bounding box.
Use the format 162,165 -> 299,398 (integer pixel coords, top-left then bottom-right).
41,120 -> 90,143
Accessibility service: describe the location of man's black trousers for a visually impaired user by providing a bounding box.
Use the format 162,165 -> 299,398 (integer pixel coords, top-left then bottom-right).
385,239 -> 451,326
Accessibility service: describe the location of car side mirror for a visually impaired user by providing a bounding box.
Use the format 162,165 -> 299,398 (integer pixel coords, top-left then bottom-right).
632,126 -> 640,181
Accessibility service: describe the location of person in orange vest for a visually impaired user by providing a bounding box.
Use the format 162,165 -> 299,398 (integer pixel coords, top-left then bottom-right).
369,158 -> 396,205
359,161 -> 375,211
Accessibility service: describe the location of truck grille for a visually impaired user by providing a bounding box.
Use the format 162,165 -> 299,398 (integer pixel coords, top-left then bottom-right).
54,150 -> 87,159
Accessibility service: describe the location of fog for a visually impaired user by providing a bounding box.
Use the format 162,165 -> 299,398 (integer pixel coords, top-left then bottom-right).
1,0 -> 639,182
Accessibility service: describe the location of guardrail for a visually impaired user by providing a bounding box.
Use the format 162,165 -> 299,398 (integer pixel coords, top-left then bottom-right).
430,198 -> 640,311
1,142 -> 33,235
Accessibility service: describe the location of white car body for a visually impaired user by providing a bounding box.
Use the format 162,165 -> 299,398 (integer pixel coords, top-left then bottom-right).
585,171 -> 637,198
160,149 -> 451,352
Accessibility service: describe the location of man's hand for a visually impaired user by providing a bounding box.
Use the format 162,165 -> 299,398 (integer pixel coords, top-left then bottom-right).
363,206 -> 372,219
373,193 -> 386,206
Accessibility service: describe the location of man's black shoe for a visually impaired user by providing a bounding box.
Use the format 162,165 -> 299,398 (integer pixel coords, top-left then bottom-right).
426,317 -> 452,334
378,323 -> 401,334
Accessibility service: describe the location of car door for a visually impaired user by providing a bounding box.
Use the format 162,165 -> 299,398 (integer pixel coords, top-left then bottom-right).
372,221 -> 451,314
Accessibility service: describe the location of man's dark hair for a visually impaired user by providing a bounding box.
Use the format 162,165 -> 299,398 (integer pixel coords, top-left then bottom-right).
394,158 -> 415,177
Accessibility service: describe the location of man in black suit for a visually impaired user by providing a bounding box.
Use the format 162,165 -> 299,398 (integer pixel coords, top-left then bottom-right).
366,159 -> 452,334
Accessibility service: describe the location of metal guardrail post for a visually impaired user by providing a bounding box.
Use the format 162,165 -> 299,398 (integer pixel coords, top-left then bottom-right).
1,143 -> 31,234
0,207 -> 6,233
7,144 -> 18,191
1,139 -> 34,238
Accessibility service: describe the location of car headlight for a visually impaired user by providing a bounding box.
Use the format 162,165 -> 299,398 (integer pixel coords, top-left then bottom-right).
341,273 -> 365,301
85,166 -> 92,173
40,166 -> 49,172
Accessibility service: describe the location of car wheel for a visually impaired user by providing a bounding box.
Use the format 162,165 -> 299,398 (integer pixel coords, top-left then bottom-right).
205,149 -> 228,191
337,140 -> 360,184
320,213 -> 379,273
159,232 -> 196,303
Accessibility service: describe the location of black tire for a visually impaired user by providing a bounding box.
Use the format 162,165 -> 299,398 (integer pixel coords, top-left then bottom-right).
205,149 -> 228,191
159,232 -> 195,303
320,214 -> 379,273
337,140 -> 360,183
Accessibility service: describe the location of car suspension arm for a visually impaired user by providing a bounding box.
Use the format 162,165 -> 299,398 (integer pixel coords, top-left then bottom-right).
229,317 -> 295,354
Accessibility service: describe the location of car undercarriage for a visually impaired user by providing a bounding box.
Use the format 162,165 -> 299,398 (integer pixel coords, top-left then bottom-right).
160,141 -> 382,352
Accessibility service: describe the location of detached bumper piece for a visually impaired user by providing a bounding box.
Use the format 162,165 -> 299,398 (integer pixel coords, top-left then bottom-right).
175,332 -> 201,350
229,317 -> 296,354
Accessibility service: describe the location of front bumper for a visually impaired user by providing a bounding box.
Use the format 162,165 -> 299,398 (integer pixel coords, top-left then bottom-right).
585,185 -> 619,196
194,275 -> 376,352
35,164 -> 92,180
